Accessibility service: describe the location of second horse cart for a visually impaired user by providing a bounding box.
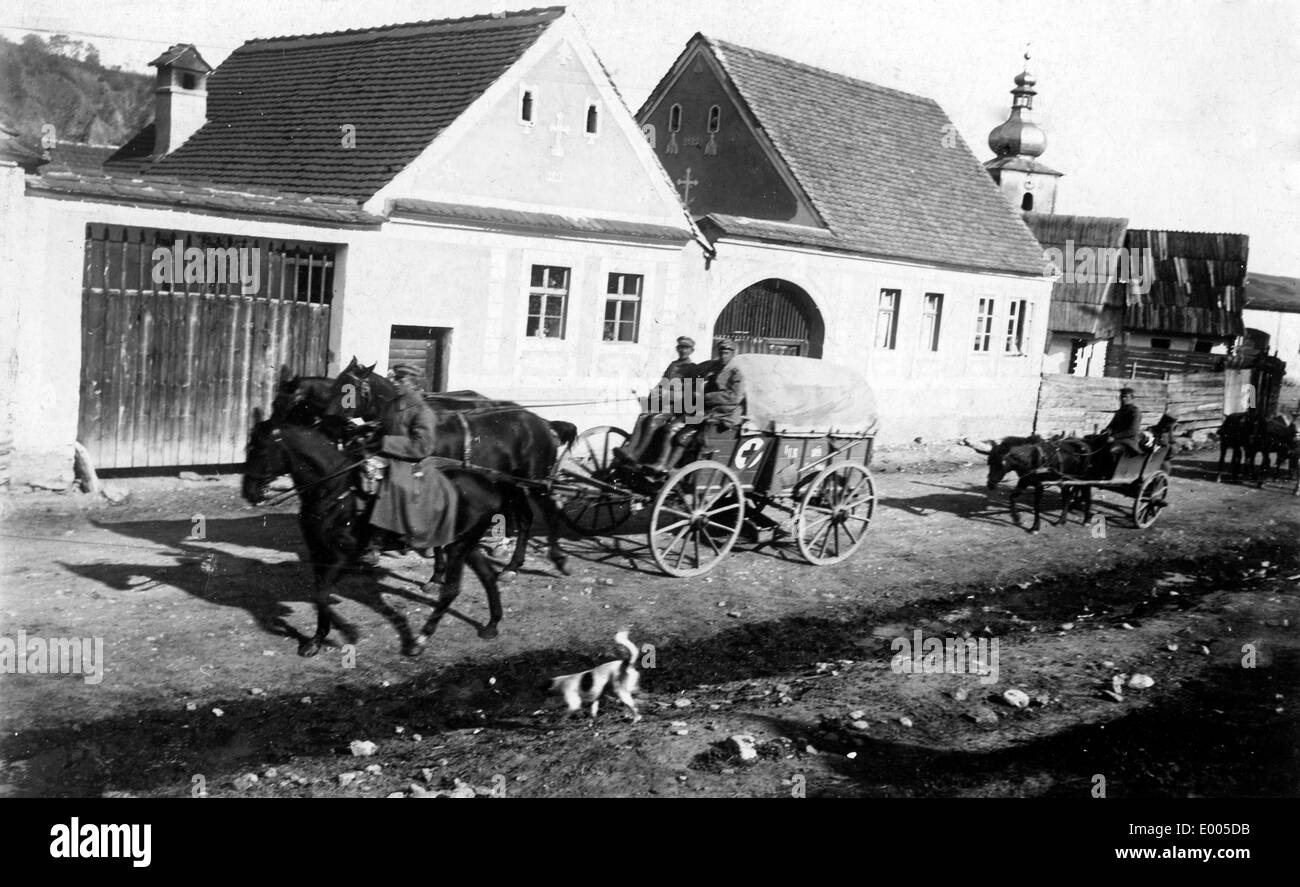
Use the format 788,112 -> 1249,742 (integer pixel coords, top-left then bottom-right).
553,354 -> 880,577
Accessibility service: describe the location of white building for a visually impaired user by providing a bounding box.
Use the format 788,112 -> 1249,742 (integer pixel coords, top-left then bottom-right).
638,36 -> 1053,443
2,9 -> 697,483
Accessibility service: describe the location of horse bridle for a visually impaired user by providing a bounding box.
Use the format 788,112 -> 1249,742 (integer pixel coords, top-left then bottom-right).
255,425 -> 368,508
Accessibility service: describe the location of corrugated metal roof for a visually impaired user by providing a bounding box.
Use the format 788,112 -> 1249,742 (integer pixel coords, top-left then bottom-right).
1022,212 -> 1129,337
1123,228 -> 1247,337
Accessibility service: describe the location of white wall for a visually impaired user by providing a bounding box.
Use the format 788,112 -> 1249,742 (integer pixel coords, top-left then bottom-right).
678,239 -> 1054,445
335,219 -> 693,431
9,188 -> 1054,478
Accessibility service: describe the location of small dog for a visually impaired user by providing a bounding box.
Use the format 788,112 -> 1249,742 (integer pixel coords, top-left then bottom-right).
547,631 -> 642,722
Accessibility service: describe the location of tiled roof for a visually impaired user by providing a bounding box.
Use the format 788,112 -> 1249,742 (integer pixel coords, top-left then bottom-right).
699,213 -> 842,249
28,168 -> 383,227
43,140 -> 119,171
149,8 -> 565,200
103,123 -> 156,173
389,198 -> 691,242
699,37 -> 1045,275
1243,272 -> 1300,314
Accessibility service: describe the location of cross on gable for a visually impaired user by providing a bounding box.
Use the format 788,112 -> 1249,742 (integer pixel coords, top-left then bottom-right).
677,167 -> 699,208
549,112 -> 570,157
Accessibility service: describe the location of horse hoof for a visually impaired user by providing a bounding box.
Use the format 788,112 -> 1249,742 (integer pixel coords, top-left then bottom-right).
554,559 -> 572,576
498,570 -> 518,584
478,625 -> 499,640
298,640 -> 321,658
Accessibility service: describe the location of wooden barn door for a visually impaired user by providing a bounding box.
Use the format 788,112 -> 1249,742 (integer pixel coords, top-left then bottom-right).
78,225 -> 337,469
713,278 -> 824,358
388,326 -> 452,393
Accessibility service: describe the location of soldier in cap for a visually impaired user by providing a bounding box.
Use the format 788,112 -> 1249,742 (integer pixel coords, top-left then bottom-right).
359,364 -> 453,565
648,338 -> 746,472
662,336 -> 697,381
1088,386 -> 1144,477
616,336 -> 699,463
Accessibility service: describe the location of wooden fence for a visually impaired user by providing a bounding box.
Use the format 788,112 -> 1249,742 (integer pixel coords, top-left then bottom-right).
1035,373 -> 1227,438
78,224 -> 337,470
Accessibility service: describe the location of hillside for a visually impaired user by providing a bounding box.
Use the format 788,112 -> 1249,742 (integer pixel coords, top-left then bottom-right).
0,33 -> 152,147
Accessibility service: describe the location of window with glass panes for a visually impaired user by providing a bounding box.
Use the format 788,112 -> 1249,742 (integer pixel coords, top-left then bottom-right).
603,273 -> 642,342
973,297 -> 996,352
1005,299 -> 1033,353
526,265 -> 569,338
921,293 -> 943,351
876,289 -> 900,349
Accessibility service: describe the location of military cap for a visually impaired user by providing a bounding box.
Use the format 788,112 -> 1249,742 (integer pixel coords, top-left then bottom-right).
716,338 -> 737,351
1119,387 -> 1136,398
390,364 -> 421,380
676,336 -> 696,348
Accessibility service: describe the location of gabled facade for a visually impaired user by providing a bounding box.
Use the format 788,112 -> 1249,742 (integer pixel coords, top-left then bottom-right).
639,35 -> 1054,443
2,8 -> 698,482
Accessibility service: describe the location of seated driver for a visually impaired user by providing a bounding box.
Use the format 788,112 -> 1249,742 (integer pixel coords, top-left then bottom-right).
615,335 -> 697,464
650,339 -> 745,472
1088,387 -> 1143,477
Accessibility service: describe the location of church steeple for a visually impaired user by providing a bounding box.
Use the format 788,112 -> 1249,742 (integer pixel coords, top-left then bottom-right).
988,55 -> 1047,158
984,54 -> 1062,214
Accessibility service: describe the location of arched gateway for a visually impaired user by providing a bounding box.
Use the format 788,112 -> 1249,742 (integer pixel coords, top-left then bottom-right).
712,278 -> 824,358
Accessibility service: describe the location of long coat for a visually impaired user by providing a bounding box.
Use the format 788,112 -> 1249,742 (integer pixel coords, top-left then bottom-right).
697,359 -> 745,428
1102,403 -> 1144,454
370,391 -> 458,548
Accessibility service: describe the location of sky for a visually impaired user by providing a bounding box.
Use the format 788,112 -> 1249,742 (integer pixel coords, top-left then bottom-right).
4,0 -> 1298,275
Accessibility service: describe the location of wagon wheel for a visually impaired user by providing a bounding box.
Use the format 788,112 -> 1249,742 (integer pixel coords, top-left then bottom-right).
562,425 -> 628,477
796,463 -> 876,565
1132,471 -> 1169,529
648,461 -> 745,578
556,426 -> 635,534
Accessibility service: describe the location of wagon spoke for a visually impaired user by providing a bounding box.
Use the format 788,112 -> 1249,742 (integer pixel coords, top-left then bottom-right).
841,474 -> 871,502
706,519 -> 739,535
840,520 -> 861,547
810,515 -> 835,550
701,527 -> 722,555
666,524 -> 692,567
704,501 -> 741,517
658,505 -> 694,522
654,517 -> 691,536
802,511 -> 834,533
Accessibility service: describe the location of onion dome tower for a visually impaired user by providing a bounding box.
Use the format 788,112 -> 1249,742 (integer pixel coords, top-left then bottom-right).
984,55 -> 1062,214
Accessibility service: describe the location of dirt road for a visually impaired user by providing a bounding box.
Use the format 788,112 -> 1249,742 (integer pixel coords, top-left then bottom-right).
1,450 -> 1296,797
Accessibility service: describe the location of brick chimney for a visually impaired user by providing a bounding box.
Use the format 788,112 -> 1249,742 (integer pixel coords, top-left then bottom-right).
149,44 -> 212,156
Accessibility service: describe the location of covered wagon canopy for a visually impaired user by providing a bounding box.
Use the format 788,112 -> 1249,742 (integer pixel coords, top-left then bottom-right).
731,354 -> 880,436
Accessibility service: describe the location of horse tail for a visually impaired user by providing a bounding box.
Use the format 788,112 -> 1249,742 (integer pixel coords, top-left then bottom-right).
548,421 -> 578,448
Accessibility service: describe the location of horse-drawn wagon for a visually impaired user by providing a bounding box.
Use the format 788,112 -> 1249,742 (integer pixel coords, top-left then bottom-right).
554,354 -> 880,577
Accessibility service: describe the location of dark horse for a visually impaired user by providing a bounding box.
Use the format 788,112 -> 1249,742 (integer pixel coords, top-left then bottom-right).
962,435 -> 1096,533
243,407 -> 510,657
1215,410 -> 1268,484
322,358 -> 574,579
